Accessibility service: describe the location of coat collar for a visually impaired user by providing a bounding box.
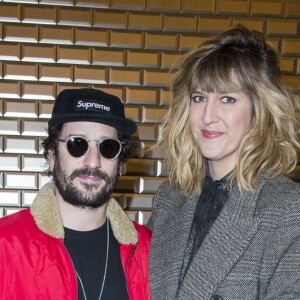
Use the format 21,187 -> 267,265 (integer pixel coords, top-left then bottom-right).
150,179 -> 265,300
30,181 -> 138,245
177,181 -> 264,299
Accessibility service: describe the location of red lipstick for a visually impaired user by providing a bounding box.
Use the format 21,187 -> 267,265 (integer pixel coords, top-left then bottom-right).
201,130 -> 223,139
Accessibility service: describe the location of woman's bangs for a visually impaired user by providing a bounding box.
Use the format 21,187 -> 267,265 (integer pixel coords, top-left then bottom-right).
191,54 -> 244,94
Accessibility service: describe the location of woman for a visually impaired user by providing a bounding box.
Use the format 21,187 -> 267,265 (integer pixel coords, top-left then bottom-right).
148,25 -> 300,300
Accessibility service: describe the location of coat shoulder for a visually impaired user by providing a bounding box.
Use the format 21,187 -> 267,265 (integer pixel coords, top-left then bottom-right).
154,180 -> 188,208
256,175 -> 300,224
0,209 -> 33,237
259,175 -> 299,204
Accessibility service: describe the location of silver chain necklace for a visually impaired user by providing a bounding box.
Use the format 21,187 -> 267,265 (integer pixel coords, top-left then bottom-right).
75,218 -> 110,300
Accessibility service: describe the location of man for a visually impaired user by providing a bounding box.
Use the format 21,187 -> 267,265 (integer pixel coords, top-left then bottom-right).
0,88 -> 151,300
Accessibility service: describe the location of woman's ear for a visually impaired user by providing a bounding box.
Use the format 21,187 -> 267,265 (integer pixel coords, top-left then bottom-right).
46,150 -> 55,168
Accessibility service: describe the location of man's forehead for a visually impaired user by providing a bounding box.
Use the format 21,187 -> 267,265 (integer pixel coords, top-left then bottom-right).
60,121 -> 118,137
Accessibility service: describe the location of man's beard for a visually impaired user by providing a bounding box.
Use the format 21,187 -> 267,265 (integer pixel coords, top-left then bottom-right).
52,159 -> 119,209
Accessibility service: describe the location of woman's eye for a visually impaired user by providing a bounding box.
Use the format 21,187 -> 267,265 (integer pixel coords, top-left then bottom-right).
221,96 -> 236,103
191,95 -> 205,102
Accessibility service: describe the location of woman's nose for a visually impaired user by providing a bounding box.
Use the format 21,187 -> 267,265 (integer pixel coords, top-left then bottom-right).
203,101 -> 219,124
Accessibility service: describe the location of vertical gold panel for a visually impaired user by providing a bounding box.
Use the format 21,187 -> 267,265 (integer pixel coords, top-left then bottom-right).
0,0 -> 299,221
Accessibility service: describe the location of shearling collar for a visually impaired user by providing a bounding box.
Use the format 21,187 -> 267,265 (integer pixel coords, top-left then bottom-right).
30,181 -> 138,245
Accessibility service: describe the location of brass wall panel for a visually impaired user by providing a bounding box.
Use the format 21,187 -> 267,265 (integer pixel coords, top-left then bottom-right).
233,18 -> 265,33
22,119 -> 48,136
110,30 -> 143,48
93,48 -> 125,66
40,0 -> 72,5
75,0 -> 109,8
4,100 -> 38,118
0,81 -> 21,98
267,19 -> 299,36
111,0 -> 145,11
127,50 -> 159,68
22,4 -> 56,24
159,89 -> 172,105
160,52 -> 180,69
0,118 -> 21,135
198,16 -> 232,33
178,34 -> 209,51
128,12 -> 162,30
109,67 -> 141,85
0,154 -> 20,171
143,69 -> 171,87
39,64 -> 73,82
125,87 -> 158,105
58,45 -> 91,64
0,190 -> 21,206
282,38 -> 300,55
280,57 -> 297,73
282,75 -> 300,90
250,0 -> 282,16
147,0 -> 180,12
75,27 -> 109,46
144,32 -> 177,50
4,62 -> 38,81
39,101 -> 53,118
4,23 -> 38,42
124,105 -> 140,122
141,106 -> 168,123
22,44 -> 56,63
284,0 -> 300,17
216,0 -> 249,15
0,0 -> 299,224
163,14 -> 197,32
22,82 -> 56,99
4,136 -> 38,154
40,25 -> 74,44
0,3 -> 21,22
94,10 -> 127,29
58,6 -> 93,26
74,65 -> 107,84
22,155 -> 46,172
0,42 -> 20,61
181,0 -> 214,14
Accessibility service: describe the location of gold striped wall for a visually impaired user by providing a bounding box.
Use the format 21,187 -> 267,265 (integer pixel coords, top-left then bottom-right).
0,0 -> 299,224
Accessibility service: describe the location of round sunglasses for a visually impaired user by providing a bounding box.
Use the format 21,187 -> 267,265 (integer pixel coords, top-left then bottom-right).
58,136 -> 123,160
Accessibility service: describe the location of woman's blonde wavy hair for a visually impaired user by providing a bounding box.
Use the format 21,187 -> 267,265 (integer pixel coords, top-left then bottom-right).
158,25 -> 300,196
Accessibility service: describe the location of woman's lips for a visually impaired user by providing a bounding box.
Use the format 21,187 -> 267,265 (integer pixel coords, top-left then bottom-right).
201,129 -> 224,139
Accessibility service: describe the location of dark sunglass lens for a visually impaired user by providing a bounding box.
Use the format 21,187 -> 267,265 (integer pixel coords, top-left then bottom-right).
99,139 -> 121,159
67,137 -> 89,157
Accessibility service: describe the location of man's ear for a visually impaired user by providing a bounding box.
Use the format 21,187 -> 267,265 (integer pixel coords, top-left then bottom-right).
46,150 -> 55,168
118,161 -> 124,176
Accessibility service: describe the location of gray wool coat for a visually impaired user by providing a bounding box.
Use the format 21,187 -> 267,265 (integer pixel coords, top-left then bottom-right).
148,175 -> 300,300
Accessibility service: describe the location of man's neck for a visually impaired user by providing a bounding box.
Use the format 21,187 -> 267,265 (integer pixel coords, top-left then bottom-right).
55,189 -> 107,231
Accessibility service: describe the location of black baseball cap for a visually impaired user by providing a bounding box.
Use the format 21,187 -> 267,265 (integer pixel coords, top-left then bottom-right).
48,88 -> 137,136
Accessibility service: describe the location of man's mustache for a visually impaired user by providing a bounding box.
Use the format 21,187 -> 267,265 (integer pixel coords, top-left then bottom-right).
69,168 -> 109,181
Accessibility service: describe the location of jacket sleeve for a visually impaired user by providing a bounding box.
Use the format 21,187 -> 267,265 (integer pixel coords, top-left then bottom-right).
0,254 -> 9,299
265,234 -> 300,299
263,199 -> 300,299
127,223 -> 152,300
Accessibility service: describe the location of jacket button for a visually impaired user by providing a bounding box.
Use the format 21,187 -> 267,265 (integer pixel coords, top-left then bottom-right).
212,296 -> 223,300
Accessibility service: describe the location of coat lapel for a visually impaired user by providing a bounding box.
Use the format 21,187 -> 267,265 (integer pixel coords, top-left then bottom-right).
178,183 -> 263,299
30,181 -> 138,244
149,187 -> 199,300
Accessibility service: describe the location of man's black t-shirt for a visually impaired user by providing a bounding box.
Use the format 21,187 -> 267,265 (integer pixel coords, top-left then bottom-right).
64,220 -> 129,300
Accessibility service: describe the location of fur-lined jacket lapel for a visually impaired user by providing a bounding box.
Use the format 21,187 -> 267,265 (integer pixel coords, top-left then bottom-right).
30,181 -> 138,245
